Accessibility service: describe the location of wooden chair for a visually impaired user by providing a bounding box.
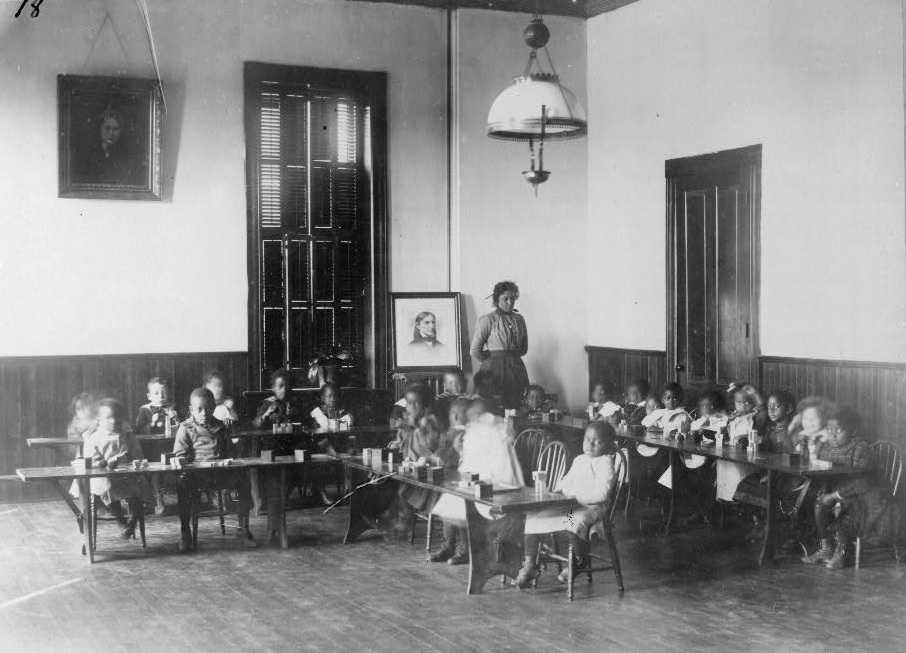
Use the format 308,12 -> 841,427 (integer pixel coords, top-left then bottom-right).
190,490 -> 227,547
89,496 -> 146,554
514,428 -> 550,484
533,448 -> 628,601
537,440 -> 570,489
855,441 -> 903,568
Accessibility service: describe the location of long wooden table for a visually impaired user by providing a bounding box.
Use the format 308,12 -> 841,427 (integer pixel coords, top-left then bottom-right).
16,458 -> 317,562
618,428 -> 869,565
338,455 -> 579,595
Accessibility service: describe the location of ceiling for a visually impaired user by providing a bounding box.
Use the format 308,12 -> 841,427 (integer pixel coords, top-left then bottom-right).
345,0 -> 641,19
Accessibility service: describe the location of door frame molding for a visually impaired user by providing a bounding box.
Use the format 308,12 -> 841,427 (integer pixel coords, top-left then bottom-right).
665,144 -> 762,386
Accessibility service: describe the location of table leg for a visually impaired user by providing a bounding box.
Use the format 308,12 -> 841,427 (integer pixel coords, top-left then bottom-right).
664,450 -> 676,535
77,478 -> 94,563
342,470 -> 397,544
759,469 -> 776,566
279,467 -> 289,549
464,500 -> 524,595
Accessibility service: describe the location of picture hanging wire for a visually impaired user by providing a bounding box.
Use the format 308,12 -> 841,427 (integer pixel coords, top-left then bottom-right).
134,0 -> 167,114
79,2 -> 168,115
81,11 -> 130,73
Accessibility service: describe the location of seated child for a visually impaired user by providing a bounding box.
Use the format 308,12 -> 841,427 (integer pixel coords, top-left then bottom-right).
641,383 -> 691,437
520,384 -> 551,420
689,390 -> 728,438
763,389 -> 796,453
470,370 -> 502,414
72,398 -> 149,539
253,368 -> 297,428
622,379 -> 651,427
802,407 -> 875,568
434,371 -> 467,423
732,389 -> 798,505
67,392 -> 96,440
204,370 -> 238,426
517,421 -> 619,587
428,398 -> 471,564
725,383 -> 767,447
135,377 -> 180,435
173,388 -> 255,552
430,398 -> 524,565
716,383 -> 768,501
388,384 -> 444,464
310,382 -> 354,432
134,377 -> 179,515
788,395 -> 834,459
587,381 -> 608,419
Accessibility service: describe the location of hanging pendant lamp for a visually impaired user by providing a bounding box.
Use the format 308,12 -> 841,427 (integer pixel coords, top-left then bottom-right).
486,15 -> 587,195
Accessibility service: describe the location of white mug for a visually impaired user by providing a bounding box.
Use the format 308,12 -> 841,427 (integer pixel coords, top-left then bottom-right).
293,449 -> 306,462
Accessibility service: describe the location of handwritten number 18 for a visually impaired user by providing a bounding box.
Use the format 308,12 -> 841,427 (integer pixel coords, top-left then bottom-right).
15,0 -> 43,18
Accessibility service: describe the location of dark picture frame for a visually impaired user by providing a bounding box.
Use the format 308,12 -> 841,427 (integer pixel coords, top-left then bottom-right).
58,74 -> 162,200
390,292 -> 464,372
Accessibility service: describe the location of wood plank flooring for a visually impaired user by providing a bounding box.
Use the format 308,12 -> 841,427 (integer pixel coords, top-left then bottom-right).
1,500 -> 904,652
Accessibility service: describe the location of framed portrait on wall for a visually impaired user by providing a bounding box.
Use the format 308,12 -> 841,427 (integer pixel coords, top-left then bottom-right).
391,292 -> 463,372
58,74 -> 162,200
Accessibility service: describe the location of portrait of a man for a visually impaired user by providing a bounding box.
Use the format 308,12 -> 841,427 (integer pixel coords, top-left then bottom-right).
409,311 -> 444,349
58,75 -> 162,200
392,293 -> 462,371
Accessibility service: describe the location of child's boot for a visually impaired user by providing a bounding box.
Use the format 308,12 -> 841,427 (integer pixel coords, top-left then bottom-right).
825,535 -> 848,569
447,539 -> 469,565
430,523 -> 456,562
801,538 -> 833,564
514,556 -> 538,589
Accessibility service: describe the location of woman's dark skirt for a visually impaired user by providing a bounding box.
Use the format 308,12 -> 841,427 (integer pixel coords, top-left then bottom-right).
481,351 -> 529,409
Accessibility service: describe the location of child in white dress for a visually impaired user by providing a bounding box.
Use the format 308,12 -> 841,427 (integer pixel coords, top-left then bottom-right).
72,398 -> 148,538
430,398 -> 525,564
516,421 -> 619,587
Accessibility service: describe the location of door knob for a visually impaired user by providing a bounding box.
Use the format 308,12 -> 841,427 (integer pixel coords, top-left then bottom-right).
675,364 -> 685,371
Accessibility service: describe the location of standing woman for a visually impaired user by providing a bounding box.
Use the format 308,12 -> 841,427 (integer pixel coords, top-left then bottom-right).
470,281 -> 529,409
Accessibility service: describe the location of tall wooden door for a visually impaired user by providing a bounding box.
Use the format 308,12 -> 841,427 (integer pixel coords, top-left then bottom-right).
666,145 -> 761,396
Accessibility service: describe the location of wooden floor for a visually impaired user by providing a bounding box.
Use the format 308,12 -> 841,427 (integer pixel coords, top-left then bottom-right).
1,499 -> 904,652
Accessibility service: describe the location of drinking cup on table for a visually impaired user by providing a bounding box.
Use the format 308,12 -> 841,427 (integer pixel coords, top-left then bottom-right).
260,449 -> 273,463
293,449 -> 306,463
327,418 -> 339,432
532,470 -> 548,494
362,449 -> 371,465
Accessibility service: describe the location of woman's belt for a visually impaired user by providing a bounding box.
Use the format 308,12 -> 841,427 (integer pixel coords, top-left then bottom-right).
487,350 -> 520,358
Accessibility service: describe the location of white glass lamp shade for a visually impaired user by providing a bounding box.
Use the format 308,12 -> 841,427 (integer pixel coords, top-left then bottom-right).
486,74 -> 587,141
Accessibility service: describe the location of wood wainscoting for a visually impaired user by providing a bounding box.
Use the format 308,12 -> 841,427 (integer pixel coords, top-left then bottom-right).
759,356 -> 906,445
585,346 -> 905,446
0,351 -> 248,502
585,346 -> 668,400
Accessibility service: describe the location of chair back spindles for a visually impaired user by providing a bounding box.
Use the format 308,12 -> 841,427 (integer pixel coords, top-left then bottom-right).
514,428 -> 550,482
609,448 -> 629,524
870,441 -> 903,498
536,440 -> 570,489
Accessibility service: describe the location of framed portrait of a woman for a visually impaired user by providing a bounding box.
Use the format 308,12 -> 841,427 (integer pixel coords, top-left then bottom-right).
390,292 -> 463,372
58,74 -> 162,200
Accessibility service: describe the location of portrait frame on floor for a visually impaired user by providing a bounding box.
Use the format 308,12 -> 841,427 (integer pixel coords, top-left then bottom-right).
390,292 -> 464,372
58,74 -> 162,200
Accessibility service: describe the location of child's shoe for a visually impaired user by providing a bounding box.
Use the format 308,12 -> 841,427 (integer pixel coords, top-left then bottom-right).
825,536 -> 849,569
429,544 -> 455,563
237,527 -> 258,548
514,556 -> 538,589
447,542 -> 469,565
801,538 -> 833,564
120,519 -> 137,540
557,555 -> 589,583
